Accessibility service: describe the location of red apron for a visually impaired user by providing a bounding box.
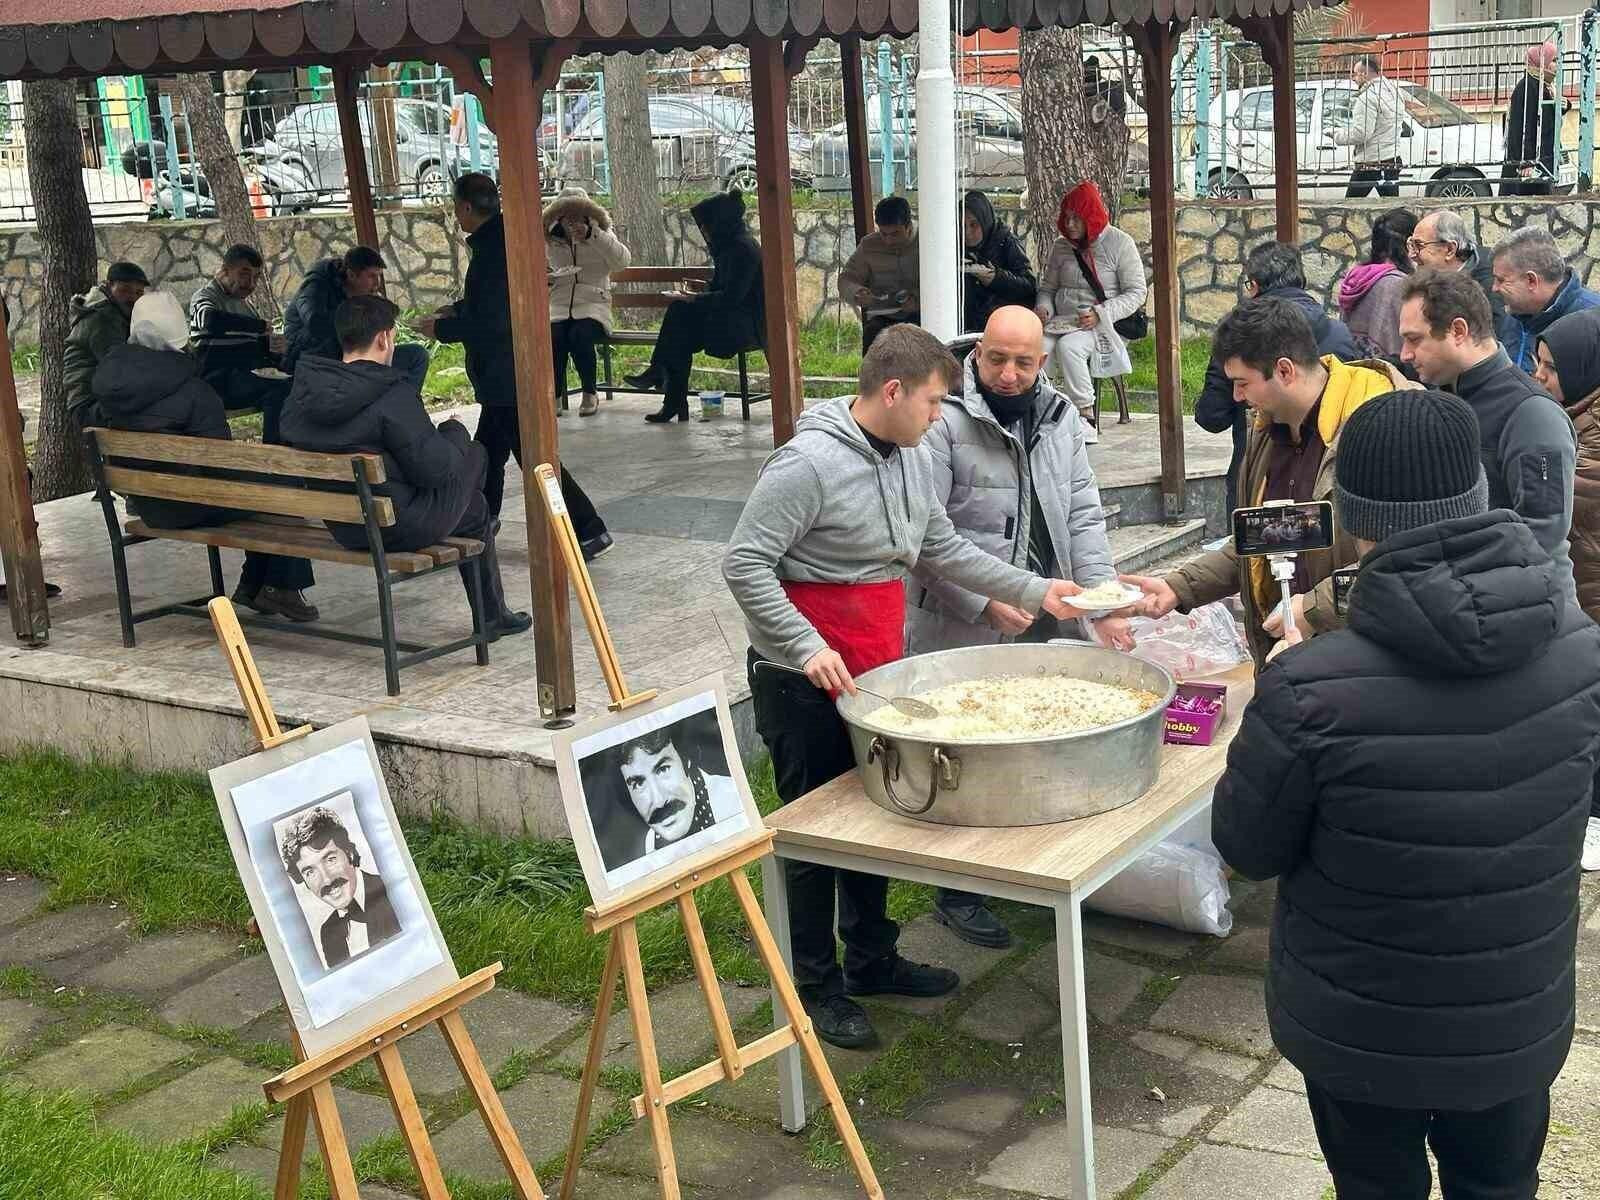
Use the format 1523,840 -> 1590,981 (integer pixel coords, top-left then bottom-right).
780,579 -> 906,680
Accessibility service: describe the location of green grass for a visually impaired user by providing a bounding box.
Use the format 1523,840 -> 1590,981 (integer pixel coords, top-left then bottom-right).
0,1085 -> 267,1200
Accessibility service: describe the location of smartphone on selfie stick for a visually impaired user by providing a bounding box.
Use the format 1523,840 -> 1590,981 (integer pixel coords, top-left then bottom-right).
1231,499 -> 1336,638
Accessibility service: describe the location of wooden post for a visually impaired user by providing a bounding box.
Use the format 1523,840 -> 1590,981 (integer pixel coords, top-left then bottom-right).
0,302 -> 47,645
750,37 -> 805,448
488,35 -> 576,717
840,35 -> 874,243
332,66 -> 381,250
1268,13 -> 1299,244
1134,20 -> 1187,521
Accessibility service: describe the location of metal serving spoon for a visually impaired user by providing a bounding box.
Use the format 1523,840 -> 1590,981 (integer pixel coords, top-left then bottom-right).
754,660 -> 940,720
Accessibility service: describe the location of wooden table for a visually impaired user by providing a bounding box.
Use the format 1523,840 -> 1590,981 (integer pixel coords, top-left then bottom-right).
760,665 -> 1255,1200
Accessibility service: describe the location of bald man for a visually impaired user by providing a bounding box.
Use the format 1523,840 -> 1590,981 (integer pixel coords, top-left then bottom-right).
906,305 -> 1125,948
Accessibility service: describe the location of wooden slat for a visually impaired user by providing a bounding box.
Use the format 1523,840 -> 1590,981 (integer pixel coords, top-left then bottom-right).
587,0 -> 629,38
558,937 -> 622,1200
543,0 -> 583,38
91,430 -> 386,483
24,25 -> 70,76
750,38 -> 803,448
1084,0 -> 1109,23
713,0 -> 751,37
588,830 -> 774,932
0,29 -> 26,77
617,921 -> 682,1199
355,0 -> 411,48
1008,0 -> 1035,30
631,0 -> 672,39
157,14 -> 207,62
308,1082 -> 361,1198
670,0 -> 713,36
375,1045 -> 450,1200
629,1025 -> 798,1119
303,0 -> 357,52
126,518 -> 440,572
753,0 -> 787,35
437,1010 -> 545,1199
888,0 -> 917,33
253,8 -> 306,57
104,467 -> 388,527
204,11 -> 256,59
69,20 -> 115,73
272,1094 -> 311,1200
411,0 -> 464,42
822,0 -> 855,38
678,894 -> 742,1083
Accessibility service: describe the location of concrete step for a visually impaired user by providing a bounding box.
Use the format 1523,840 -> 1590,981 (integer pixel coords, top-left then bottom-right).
1108,519 -> 1208,576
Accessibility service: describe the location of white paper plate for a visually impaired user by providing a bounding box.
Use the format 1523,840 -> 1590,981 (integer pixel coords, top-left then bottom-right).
547,265 -> 580,279
1059,581 -> 1143,615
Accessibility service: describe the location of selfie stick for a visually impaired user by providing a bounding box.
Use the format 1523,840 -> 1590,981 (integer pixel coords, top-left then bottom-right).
1269,554 -> 1298,639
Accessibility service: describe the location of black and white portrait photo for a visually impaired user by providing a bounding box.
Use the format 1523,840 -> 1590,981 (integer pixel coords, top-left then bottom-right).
274,796 -> 404,971
557,679 -> 761,903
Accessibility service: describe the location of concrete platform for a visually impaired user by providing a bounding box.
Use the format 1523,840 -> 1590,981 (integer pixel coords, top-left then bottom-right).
0,392 -> 1230,834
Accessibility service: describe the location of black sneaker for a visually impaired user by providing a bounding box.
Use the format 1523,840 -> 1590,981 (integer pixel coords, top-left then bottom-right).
843,955 -> 959,1000
580,532 -> 614,562
802,994 -> 876,1050
933,898 -> 1013,949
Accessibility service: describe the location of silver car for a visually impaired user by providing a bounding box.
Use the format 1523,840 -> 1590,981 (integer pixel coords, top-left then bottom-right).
272,99 -> 501,201
811,86 -> 1027,194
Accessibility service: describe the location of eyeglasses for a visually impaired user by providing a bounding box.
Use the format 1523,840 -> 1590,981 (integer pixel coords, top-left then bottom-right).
1406,238 -> 1449,254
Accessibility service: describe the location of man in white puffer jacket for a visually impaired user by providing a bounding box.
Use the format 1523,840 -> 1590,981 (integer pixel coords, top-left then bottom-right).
544,186 -> 632,416
1330,54 -> 1407,199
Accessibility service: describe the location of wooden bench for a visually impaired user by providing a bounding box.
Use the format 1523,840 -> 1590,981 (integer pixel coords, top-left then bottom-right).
84,429 -> 490,697
567,265 -> 769,421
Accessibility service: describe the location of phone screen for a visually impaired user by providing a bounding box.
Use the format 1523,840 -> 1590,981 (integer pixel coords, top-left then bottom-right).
1331,568 -> 1358,617
1232,501 -> 1336,557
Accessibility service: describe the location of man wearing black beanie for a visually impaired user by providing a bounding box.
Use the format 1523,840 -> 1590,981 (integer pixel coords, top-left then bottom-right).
1212,389 -> 1600,1200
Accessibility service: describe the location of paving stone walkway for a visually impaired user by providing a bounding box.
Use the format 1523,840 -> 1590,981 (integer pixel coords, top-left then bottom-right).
3,869 -> 1599,1199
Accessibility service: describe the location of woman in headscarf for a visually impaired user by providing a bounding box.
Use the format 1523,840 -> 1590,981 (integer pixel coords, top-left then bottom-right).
960,190 -> 1036,335
1034,180 -> 1147,443
1503,41 -> 1562,197
1335,207 -> 1416,359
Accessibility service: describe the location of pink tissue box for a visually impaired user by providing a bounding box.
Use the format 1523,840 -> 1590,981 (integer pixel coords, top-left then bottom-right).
1163,682 -> 1229,746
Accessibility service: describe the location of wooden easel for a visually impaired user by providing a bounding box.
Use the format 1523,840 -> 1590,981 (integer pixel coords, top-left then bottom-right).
208,598 -> 546,1200
533,464 -> 883,1200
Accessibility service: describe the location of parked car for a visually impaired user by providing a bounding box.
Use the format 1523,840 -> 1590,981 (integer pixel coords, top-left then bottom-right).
121,137 -> 319,218
271,98 -> 501,200
1202,78 -> 1577,200
556,92 -> 814,193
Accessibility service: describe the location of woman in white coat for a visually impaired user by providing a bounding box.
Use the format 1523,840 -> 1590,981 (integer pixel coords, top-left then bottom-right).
544,187 -> 632,416
1033,181 -> 1147,443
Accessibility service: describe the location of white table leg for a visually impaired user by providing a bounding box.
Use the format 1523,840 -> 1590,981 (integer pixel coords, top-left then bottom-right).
1056,896 -> 1096,1200
762,853 -> 808,1132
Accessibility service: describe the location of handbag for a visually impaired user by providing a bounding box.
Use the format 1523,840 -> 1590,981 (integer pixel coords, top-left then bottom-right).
1072,245 -> 1148,341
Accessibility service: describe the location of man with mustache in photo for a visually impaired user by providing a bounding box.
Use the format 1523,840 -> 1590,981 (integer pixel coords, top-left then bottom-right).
611,726 -> 741,860
280,805 -> 402,970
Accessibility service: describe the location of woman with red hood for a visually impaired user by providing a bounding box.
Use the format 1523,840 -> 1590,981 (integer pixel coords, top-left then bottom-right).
1035,181 -> 1147,444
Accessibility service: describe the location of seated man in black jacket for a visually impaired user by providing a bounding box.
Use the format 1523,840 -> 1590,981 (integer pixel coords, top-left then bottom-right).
281,295 -> 529,640
1213,389 -> 1600,1200
1194,242 -> 1358,513
92,291 -> 318,621
623,190 -> 766,424
283,246 -> 429,389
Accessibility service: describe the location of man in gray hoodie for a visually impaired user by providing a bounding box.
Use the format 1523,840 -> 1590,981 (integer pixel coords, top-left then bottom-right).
725,323 -> 1085,1049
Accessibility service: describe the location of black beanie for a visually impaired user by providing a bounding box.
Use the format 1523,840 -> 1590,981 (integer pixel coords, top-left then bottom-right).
1334,389 -> 1489,542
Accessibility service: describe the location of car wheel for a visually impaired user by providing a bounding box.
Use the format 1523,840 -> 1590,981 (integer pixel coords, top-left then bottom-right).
1208,169 -> 1253,200
418,162 -> 452,201
1426,170 -> 1490,199
726,165 -> 758,194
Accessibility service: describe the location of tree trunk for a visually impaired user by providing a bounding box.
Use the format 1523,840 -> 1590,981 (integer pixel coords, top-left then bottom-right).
173,72 -> 281,322
222,69 -> 256,151
368,65 -> 403,207
23,80 -> 96,500
1018,28 -> 1131,264
603,52 -> 668,267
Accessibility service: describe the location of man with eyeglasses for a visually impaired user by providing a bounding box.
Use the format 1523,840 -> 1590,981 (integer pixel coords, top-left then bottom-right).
1407,209 -> 1506,326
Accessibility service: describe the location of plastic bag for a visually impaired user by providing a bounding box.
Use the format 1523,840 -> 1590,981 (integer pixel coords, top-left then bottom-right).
1126,602 -> 1249,681
1084,801 -> 1233,936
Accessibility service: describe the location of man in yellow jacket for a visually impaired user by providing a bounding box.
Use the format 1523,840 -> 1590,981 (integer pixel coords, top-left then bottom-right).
1125,298 -> 1394,667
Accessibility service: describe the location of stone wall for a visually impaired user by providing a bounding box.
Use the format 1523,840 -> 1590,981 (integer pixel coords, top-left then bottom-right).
2,194 -> 1593,342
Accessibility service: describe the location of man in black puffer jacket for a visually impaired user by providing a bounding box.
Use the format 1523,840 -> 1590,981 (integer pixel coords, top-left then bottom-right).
282,295 -> 530,640
1213,388 -> 1600,1200
282,247 -> 429,387
1195,242 -> 1359,513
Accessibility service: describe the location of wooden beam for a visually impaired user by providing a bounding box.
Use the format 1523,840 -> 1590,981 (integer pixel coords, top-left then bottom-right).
488,35 -> 577,717
1132,19 -> 1186,521
428,47 -> 497,131
1235,12 -> 1299,245
332,65 -> 380,250
840,35 -> 874,243
751,37 -> 804,448
0,302 -> 46,645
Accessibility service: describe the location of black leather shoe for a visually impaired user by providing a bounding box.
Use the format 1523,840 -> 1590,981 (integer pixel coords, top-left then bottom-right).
933,898 -> 1014,949
644,401 -> 689,424
623,366 -> 663,390
803,994 -> 877,1050
488,609 -> 533,641
580,532 -> 614,562
843,955 -> 959,999
253,586 -> 320,623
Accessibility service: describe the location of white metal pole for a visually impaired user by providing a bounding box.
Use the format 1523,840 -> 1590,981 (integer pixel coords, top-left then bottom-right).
917,0 -> 959,342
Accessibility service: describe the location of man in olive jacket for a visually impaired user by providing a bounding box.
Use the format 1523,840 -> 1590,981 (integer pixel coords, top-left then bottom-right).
1212,388 -> 1600,1200
63,261 -> 147,429
1125,298 -> 1394,667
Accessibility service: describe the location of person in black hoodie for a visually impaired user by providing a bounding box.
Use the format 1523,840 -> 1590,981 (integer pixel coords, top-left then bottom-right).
1213,388 -> 1600,1200
91,291 -> 319,621
1195,242 -> 1359,514
416,173 -> 612,561
623,189 -> 766,424
282,247 -> 429,388
283,295 -> 530,640
960,190 -> 1035,334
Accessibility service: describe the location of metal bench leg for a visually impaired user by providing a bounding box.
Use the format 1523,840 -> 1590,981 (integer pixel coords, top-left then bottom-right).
468,553 -> 490,667
206,545 -> 225,598
108,532 -> 137,649
377,571 -> 401,698
739,351 -> 751,421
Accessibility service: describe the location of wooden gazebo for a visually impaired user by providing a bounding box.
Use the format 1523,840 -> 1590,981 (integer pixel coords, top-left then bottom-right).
0,0 -> 1329,715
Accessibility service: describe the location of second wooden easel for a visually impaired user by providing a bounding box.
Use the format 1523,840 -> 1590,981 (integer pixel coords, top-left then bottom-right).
208,598 -> 546,1200
534,464 -> 883,1200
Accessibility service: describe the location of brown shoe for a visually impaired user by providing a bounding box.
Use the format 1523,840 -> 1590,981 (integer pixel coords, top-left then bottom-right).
254,586 -> 319,623
579,392 -> 600,417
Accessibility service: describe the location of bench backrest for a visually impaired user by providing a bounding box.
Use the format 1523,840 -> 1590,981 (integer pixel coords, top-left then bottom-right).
609,265 -> 712,310
86,429 -> 396,527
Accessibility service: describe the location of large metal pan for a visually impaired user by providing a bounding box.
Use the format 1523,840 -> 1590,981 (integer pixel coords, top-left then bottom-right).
836,643 -> 1176,827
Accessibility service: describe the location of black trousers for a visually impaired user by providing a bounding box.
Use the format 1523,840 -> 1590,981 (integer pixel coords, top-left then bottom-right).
1306,1081 -> 1549,1200
204,367 -> 315,593
748,649 -> 900,1002
647,300 -> 712,408
553,318 -> 604,395
1346,162 -> 1401,199
472,404 -> 606,540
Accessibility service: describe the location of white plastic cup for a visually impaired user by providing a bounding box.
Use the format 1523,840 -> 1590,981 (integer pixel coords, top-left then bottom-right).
699,390 -> 725,421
